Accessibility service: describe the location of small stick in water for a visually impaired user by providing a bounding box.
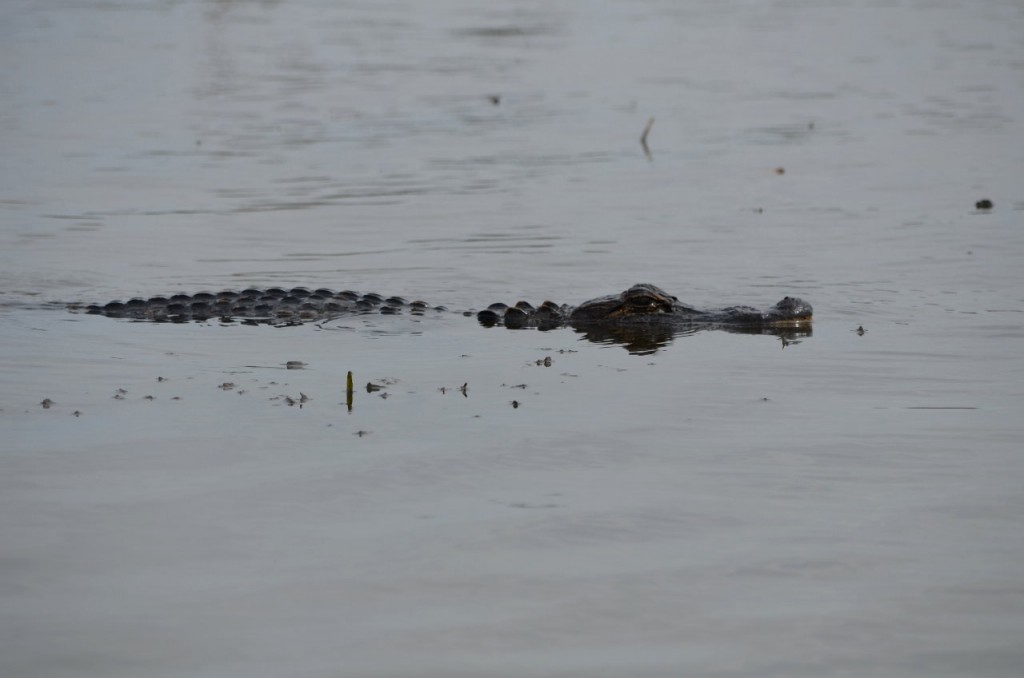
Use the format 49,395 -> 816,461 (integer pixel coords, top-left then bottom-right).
640,117 -> 655,156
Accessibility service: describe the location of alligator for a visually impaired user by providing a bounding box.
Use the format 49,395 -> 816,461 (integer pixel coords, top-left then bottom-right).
67,283 -> 811,352
477,283 -> 812,353
477,283 -> 811,330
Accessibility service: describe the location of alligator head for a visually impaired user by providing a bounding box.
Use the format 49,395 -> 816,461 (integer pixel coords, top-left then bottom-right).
568,283 -> 694,322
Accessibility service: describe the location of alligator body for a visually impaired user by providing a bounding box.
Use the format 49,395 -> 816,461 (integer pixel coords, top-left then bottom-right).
70,287 -> 444,323
69,283 -> 812,352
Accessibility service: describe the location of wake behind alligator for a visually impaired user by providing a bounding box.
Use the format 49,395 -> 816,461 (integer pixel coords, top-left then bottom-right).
69,283 -> 811,351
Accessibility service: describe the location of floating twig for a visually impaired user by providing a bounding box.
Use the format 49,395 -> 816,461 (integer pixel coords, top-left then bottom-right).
640,117 -> 655,157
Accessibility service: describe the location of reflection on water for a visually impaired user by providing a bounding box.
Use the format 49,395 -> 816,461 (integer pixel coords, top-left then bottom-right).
568,322 -> 812,355
480,320 -> 812,355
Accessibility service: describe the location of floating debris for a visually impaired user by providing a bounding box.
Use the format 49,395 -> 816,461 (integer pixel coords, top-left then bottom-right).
366,382 -> 383,393
439,382 -> 468,396
285,361 -> 306,370
219,382 -> 235,391
535,356 -> 552,367
855,326 -> 866,336
640,116 -> 655,157
278,393 -> 309,407
488,94 -> 501,105
40,398 -> 54,409
975,199 -> 993,210
72,410 -> 82,417
511,400 -> 520,409
774,166 -> 786,175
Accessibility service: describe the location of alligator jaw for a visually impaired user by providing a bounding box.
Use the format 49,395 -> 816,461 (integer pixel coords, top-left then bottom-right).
762,314 -> 813,329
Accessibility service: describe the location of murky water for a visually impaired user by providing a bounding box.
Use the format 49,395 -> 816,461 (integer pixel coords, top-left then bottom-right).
2,1 -> 1023,676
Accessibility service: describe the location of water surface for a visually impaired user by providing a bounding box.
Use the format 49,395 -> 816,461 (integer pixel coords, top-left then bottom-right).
2,1 -> 1023,676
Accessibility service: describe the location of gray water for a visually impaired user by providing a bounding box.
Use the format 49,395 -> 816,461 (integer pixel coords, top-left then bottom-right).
2,1 -> 1023,676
